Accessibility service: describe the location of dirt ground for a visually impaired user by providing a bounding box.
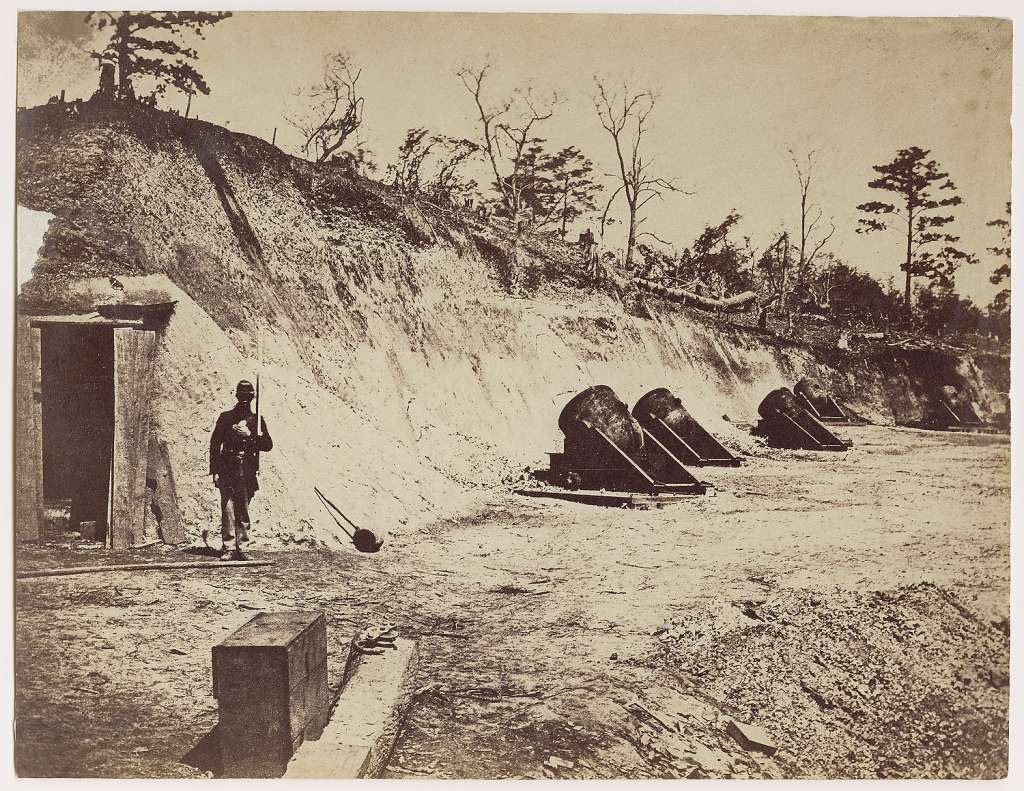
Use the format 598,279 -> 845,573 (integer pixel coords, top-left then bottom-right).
14,425 -> 1009,779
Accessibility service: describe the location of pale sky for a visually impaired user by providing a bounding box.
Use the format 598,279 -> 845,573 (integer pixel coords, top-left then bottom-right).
17,11 -> 1013,304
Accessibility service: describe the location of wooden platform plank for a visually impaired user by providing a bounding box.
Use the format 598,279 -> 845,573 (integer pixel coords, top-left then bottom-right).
144,434 -> 186,544
111,329 -> 157,548
285,638 -> 419,779
516,487 -> 705,508
15,319 -> 43,542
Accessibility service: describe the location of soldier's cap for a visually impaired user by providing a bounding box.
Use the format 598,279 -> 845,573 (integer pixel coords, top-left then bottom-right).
235,380 -> 256,397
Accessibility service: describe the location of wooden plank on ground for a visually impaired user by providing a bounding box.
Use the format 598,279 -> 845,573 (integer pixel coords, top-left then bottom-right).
144,434 -> 186,544
16,560 -> 273,580
110,328 -> 157,548
15,319 -> 43,541
285,638 -> 419,778
515,488 -> 701,508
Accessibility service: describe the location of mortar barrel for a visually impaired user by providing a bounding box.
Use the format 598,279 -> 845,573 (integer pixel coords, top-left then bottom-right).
794,377 -> 828,406
758,387 -> 804,421
558,385 -> 644,455
631,387 -> 698,437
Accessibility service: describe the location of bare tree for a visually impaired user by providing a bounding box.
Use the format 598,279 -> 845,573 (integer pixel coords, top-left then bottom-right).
287,52 -> 365,164
786,148 -> 835,325
755,231 -> 794,329
457,62 -> 556,230
593,80 -> 687,280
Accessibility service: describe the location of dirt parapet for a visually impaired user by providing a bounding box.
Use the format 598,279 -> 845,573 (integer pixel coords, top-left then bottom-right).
15,104 -> 1008,546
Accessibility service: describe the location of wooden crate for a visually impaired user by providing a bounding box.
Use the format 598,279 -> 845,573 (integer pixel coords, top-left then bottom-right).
213,611 -> 329,778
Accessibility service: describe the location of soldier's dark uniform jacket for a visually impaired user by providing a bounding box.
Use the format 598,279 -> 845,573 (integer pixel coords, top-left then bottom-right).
209,406 -> 273,491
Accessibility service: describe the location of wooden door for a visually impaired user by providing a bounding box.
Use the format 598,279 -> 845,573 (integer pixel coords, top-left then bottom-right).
110,328 -> 157,548
14,318 -> 43,542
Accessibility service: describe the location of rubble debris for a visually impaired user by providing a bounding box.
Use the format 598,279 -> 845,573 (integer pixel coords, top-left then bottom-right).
354,623 -> 399,655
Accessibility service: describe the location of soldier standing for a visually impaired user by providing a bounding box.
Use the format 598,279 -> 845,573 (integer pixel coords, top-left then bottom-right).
209,380 -> 273,560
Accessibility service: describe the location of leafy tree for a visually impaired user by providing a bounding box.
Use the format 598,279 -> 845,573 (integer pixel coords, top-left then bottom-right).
664,212 -> 754,296
287,52 -> 365,164
802,256 -> 902,327
386,129 -> 478,205
86,11 -> 232,99
543,146 -> 603,238
915,286 -> 982,338
427,136 -> 478,206
493,140 -> 551,224
488,144 -> 600,236
987,291 -> 1011,342
389,128 -> 435,196
856,146 -> 977,317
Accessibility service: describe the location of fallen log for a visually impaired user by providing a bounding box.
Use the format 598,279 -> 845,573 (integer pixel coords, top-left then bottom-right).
637,277 -> 757,312
17,559 -> 273,579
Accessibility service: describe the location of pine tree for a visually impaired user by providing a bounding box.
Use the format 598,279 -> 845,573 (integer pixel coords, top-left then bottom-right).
856,147 -> 976,317
987,201 -> 1011,284
544,146 -> 603,238
87,11 -> 232,99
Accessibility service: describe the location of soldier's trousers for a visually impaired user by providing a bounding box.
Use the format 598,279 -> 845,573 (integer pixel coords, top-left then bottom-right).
220,480 -> 254,552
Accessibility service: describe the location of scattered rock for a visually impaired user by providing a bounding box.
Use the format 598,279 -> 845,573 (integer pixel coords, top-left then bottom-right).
726,719 -> 778,756
801,680 -> 834,710
543,756 -> 575,775
988,667 -> 1009,689
738,600 -> 768,621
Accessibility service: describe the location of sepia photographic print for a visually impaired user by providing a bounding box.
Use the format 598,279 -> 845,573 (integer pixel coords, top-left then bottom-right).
8,3 -> 1016,781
